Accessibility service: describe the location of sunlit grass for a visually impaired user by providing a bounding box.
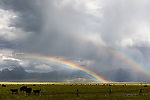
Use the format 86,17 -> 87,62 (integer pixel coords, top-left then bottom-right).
0,83 -> 150,100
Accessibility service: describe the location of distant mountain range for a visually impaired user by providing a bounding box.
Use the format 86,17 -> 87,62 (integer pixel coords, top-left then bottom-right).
0,67 -> 86,82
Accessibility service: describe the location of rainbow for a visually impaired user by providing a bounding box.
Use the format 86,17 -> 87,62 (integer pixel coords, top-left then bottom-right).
15,54 -> 109,83
14,44 -> 149,82
100,44 -> 150,76
83,36 -> 149,77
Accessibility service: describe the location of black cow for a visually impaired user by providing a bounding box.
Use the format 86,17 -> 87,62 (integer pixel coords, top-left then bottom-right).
10,89 -> 18,94
2,84 -> 6,87
25,88 -> 32,95
144,85 -> 148,87
33,89 -> 41,95
20,86 -> 27,92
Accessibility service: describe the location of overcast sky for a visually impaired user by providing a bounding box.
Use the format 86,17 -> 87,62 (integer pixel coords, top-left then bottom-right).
0,0 -> 150,82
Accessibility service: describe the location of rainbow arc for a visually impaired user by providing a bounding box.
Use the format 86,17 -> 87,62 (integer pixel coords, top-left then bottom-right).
16,54 -> 109,83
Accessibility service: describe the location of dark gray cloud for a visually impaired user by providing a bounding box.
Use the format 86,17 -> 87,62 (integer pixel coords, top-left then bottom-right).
0,0 -> 150,82
0,0 -> 42,32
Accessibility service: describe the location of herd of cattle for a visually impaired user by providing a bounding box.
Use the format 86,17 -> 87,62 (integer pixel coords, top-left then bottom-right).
1,83 -> 149,97
2,84 -> 41,95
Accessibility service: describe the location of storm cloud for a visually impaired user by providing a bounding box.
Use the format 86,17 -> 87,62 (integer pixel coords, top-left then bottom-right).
0,0 -> 150,82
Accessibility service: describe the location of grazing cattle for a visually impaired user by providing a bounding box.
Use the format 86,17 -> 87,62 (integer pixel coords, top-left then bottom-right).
20,86 -> 27,92
2,84 -> 6,87
33,89 -> 41,95
25,88 -> 32,95
144,85 -> 148,87
10,89 -> 18,94
33,84 -> 36,86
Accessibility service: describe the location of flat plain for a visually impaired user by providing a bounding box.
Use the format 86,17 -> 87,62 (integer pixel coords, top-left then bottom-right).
0,83 -> 150,100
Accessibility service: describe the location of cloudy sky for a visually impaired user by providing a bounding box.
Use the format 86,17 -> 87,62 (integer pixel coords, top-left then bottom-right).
0,0 -> 150,82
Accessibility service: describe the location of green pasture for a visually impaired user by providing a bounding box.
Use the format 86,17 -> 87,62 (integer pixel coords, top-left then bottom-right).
0,83 -> 150,100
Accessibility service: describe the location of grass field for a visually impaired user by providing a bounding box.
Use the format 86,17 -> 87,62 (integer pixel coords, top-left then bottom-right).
0,83 -> 150,100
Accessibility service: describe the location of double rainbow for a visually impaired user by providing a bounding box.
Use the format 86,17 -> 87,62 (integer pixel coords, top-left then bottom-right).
15,44 -> 149,82
15,54 -> 109,83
